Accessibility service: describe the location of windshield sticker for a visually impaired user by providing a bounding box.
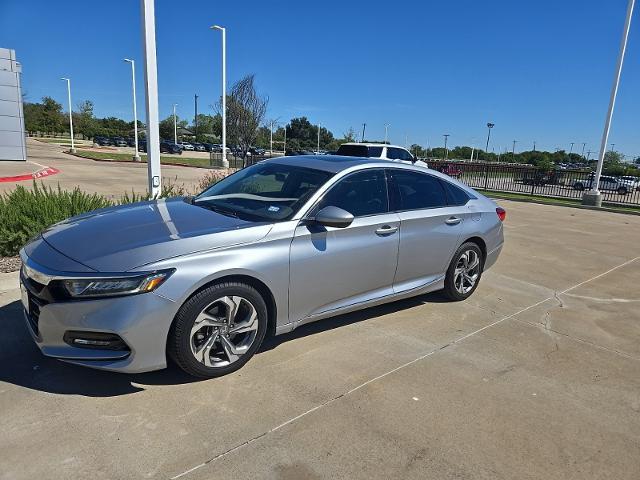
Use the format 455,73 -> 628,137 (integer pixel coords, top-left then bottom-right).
268,206 -> 281,212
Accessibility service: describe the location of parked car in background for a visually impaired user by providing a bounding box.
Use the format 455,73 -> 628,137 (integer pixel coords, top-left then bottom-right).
160,141 -> 183,155
435,164 -> 462,178
619,176 -> 640,191
126,137 -> 136,147
573,174 -> 630,195
138,140 -> 147,152
336,143 -> 429,168
180,142 -> 195,151
193,143 -> 206,152
19,154 -> 504,378
111,137 -> 128,147
94,136 -> 112,146
249,147 -> 265,155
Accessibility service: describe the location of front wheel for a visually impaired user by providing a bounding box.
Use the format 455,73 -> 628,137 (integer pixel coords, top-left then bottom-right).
168,282 -> 268,378
442,242 -> 484,301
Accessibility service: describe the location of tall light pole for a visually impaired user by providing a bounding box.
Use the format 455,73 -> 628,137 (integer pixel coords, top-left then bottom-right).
283,124 -> 287,154
485,122 -> 494,158
568,142 -> 574,161
317,123 -> 321,153
270,120 -> 274,156
60,78 -> 75,153
443,134 -> 450,160
512,140 -> 517,162
610,143 -> 615,151
361,123 -> 366,143
533,140 -> 536,152
581,142 -> 586,160
584,0 -> 635,206
172,103 -> 178,144
384,123 -> 390,144
194,94 -> 199,140
211,25 -> 228,167
123,59 -> 140,161
140,0 -> 162,197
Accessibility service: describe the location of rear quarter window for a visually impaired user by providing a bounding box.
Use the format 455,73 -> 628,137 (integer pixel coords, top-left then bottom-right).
441,180 -> 471,206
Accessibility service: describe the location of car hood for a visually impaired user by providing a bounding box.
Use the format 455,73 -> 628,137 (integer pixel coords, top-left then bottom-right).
41,197 -> 273,272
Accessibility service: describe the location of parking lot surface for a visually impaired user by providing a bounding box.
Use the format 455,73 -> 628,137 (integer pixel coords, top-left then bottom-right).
1,201 -> 639,479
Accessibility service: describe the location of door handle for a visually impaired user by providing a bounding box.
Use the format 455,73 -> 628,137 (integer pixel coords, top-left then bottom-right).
375,225 -> 398,236
445,216 -> 461,225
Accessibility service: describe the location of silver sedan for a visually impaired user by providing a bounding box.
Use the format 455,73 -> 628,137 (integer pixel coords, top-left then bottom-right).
19,155 -> 504,377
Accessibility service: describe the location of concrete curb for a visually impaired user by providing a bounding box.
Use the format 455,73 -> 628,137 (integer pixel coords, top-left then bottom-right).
487,193 -> 640,216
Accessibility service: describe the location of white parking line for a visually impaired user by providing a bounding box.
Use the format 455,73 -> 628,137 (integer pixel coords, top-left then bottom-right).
170,255 -> 640,479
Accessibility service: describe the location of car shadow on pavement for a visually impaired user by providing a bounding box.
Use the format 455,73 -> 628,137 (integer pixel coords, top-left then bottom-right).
0,291 -> 448,397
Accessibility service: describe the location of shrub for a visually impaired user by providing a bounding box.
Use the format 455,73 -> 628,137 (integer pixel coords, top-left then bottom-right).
0,183 -> 114,256
197,169 -> 233,192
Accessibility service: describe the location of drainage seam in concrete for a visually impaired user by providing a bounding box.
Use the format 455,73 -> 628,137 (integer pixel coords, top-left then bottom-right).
170,255 -> 640,480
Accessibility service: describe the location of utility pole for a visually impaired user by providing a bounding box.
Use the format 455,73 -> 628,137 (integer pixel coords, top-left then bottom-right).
569,142 -> 574,161
533,140 -> 536,152
361,123 -> 367,143
270,120 -> 274,156
384,123 -> 390,144
283,125 -> 287,154
581,142 -> 586,160
512,140 -> 517,162
317,123 -> 320,154
583,0 -> 635,206
443,134 -> 450,160
194,94 -> 198,140
610,143 -> 615,151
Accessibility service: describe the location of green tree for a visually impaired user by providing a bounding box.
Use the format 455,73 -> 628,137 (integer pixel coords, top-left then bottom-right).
73,100 -> 96,138
159,115 -> 187,141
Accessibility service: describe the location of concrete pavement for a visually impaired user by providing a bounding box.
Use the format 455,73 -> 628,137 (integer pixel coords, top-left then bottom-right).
0,139 -> 210,198
0,201 -> 639,479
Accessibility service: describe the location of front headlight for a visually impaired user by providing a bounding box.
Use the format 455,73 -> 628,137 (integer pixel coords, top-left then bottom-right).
62,270 -> 174,298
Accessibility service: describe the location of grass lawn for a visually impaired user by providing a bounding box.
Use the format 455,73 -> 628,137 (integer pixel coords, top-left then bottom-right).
35,138 -> 90,145
480,189 -> 640,214
72,149 -> 215,168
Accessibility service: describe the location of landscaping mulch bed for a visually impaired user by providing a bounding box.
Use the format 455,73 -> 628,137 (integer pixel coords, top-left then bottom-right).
0,256 -> 21,273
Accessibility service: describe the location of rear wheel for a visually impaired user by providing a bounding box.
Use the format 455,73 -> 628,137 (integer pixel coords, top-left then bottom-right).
443,242 -> 484,301
168,281 -> 268,378
574,182 -> 585,191
617,186 -> 628,195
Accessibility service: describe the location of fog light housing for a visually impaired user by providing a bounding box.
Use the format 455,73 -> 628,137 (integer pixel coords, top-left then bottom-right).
63,331 -> 129,351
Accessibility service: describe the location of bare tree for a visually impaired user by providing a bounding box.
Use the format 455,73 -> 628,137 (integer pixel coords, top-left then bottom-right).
222,74 -> 268,165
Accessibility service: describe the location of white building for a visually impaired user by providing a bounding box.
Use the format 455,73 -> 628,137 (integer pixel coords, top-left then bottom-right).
0,48 -> 26,161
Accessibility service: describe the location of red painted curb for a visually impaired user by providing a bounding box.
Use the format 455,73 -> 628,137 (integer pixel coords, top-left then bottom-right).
0,166 -> 60,183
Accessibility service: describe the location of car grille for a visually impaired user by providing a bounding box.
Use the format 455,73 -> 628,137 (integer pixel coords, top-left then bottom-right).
26,290 -> 48,336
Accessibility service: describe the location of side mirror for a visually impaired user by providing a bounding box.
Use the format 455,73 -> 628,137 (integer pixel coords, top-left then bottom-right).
311,206 -> 354,228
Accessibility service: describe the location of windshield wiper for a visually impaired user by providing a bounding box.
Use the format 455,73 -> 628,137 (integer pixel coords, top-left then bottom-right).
199,203 -> 239,218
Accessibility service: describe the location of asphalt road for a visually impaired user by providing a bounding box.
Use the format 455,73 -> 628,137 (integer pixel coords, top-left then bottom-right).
0,200 -> 639,479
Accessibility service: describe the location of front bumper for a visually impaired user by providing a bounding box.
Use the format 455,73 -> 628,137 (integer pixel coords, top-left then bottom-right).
20,254 -> 179,374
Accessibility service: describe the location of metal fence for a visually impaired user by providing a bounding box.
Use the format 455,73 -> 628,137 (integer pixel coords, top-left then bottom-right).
428,160 -> 640,207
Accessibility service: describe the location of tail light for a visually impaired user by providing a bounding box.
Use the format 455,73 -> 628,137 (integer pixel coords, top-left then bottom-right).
496,207 -> 506,222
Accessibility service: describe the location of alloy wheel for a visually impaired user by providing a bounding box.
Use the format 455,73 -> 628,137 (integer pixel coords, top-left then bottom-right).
189,295 -> 259,368
454,249 -> 480,295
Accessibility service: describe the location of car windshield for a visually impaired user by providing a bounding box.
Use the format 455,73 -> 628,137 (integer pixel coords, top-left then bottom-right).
195,162 -> 334,222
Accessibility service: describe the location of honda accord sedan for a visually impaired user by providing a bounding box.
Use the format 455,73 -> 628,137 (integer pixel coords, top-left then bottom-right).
19,155 -> 504,378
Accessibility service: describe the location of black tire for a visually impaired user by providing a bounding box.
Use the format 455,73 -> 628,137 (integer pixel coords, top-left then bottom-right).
574,182 -> 585,191
168,281 -> 268,378
617,187 -> 628,195
442,242 -> 484,301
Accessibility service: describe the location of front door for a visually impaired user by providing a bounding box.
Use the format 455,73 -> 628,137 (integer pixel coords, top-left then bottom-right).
289,169 -> 400,322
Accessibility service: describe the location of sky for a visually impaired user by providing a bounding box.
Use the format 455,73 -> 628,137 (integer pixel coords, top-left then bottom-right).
1,0 -> 638,158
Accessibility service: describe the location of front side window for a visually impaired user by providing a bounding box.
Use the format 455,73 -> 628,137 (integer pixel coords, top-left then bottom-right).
196,163 -> 333,221
390,170 -> 447,210
317,169 -> 389,217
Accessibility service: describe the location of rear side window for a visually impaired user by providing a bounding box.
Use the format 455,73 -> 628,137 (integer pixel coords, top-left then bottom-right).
336,145 -> 369,157
387,147 -> 413,161
318,169 -> 389,217
367,146 -> 383,157
441,180 -> 471,206
390,170 -> 447,210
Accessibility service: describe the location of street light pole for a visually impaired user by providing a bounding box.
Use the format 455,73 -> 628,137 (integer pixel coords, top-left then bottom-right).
317,123 -> 320,153
568,142 -> 574,161
583,0 -> 635,206
60,78 -> 75,153
384,123 -> 390,144
485,123 -> 494,158
270,120 -> 274,156
581,142 -> 586,160
283,125 -> 287,154
124,59 -> 140,161
140,0 -> 162,197
361,123 -> 366,143
512,140 -> 517,162
194,94 -> 198,140
211,25 -> 228,167
533,140 -> 536,152
443,134 -> 450,160
172,103 -> 178,144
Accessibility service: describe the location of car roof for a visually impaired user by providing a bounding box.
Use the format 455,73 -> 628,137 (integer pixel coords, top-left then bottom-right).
340,142 -> 408,149
267,155 -> 376,173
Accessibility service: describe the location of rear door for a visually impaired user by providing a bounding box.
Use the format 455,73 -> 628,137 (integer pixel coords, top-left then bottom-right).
388,169 -> 467,293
